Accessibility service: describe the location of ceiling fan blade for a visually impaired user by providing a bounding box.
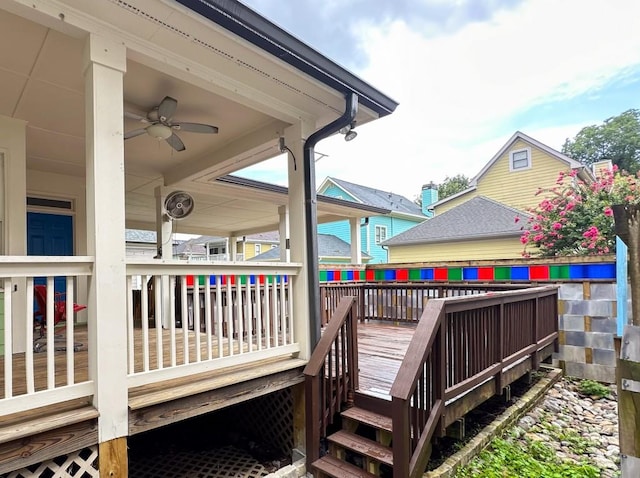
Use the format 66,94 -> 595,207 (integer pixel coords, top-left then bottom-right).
157,96 -> 178,122
173,122 -> 219,134
124,128 -> 147,140
165,133 -> 186,152
124,111 -> 149,123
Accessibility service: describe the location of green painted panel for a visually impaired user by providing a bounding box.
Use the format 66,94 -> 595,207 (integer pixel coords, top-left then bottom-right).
448,268 -> 462,281
494,267 -> 511,280
409,269 -> 422,281
550,265 -> 570,279
375,270 -> 385,281
341,270 -> 349,281
319,270 -> 327,282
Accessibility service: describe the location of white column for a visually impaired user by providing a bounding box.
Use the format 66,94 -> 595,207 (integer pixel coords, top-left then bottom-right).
285,121 -> 313,360
278,205 -> 290,262
154,186 -> 173,328
0,116 -> 28,353
83,33 -> 128,442
229,236 -> 237,261
349,217 -> 362,264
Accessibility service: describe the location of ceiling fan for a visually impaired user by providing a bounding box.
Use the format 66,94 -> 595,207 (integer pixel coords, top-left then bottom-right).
124,96 -> 218,152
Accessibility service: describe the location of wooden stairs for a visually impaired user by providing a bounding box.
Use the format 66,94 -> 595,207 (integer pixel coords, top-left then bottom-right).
311,393 -> 396,478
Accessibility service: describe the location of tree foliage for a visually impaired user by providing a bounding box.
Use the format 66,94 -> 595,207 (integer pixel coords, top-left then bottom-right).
520,167 -> 640,257
438,174 -> 470,200
562,108 -> 640,174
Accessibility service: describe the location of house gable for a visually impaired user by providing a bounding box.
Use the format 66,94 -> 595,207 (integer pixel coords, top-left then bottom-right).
318,180 -> 359,203
433,131 -> 593,215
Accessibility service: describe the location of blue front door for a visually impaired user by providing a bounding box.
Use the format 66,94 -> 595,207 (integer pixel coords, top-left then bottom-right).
27,212 -> 74,296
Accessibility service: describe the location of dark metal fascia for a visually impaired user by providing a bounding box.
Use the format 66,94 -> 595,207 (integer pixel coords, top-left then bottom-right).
175,0 -> 398,117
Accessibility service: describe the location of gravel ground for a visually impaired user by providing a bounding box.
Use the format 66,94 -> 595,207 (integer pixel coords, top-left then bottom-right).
512,377 -> 620,477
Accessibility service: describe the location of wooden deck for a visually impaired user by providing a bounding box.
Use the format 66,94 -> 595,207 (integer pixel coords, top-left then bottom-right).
0,321 -> 412,399
356,321 -> 416,399
0,324 -> 296,399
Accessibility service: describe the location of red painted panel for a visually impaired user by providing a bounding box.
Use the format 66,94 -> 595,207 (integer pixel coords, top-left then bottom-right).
434,268 -> 448,280
530,265 -> 549,280
478,267 -> 494,280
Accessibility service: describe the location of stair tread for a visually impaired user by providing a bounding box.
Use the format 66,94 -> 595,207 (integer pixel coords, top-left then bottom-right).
312,455 -> 378,478
342,406 -> 392,433
328,430 -> 393,466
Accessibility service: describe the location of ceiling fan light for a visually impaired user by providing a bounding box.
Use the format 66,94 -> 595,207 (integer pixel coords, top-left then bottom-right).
147,123 -> 172,140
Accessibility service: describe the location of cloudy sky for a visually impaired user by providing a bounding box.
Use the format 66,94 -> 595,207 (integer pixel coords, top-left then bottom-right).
237,0 -> 640,202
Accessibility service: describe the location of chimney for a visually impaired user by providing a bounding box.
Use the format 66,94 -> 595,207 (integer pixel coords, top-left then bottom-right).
421,182 -> 438,217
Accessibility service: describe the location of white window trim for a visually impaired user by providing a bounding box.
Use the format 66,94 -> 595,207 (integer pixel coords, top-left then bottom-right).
374,225 -> 387,245
254,244 -> 261,255
509,147 -> 532,172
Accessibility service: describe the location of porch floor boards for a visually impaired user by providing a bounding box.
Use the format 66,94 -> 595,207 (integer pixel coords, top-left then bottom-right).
0,320 -> 413,401
0,325 -> 291,399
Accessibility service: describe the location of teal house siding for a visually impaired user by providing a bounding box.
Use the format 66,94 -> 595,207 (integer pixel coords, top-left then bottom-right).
318,177 -> 427,264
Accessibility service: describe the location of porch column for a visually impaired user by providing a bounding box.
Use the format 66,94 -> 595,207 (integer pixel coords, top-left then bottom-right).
349,217 -> 362,264
278,205 -> 290,262
285,121 -> 313,360
155,186 -> 173,328
0,116 -> 28,353
229,236 -> 237,261
83,32 -> 128,462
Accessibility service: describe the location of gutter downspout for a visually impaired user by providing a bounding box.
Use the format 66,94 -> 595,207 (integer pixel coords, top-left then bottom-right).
304,92 -> 358,347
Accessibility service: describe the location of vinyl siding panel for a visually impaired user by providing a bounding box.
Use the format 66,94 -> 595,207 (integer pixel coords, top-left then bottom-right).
319,184 -> 357,202
388,236 -> 524,263
433,190 -> 476,215
477,139 -> 572,211
318,220 -> 351,243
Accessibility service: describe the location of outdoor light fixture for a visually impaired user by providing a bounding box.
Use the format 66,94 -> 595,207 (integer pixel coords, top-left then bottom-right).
339,122 -> 358,142
146,123 -> 173,140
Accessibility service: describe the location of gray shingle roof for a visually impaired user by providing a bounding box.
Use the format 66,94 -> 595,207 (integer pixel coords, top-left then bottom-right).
383,196 -> 529,246
249,234 -> 371,261
325,177 -> 424,217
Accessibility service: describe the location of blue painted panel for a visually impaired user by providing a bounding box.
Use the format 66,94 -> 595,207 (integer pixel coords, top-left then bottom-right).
384,269 -> 396,280
568,264 -> 587,279
616,237 -> 628,336
463,267 -> 478,280
422,269 -> 434,280
511,266 -> 529,280
587,263 -> 616,279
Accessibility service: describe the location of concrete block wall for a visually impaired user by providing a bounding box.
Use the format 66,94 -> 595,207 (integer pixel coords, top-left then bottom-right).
556,282 -> 619,383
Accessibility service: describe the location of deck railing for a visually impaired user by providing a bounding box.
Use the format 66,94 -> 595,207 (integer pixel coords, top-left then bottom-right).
304,296 -> 359,467
390,285 -> 559,478
126,261 -> 301,388
0,256 -> 94,415
320,282 -> 528,324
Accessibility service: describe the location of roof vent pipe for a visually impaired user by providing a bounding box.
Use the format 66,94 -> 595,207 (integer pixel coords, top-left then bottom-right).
304,92 -> 358,347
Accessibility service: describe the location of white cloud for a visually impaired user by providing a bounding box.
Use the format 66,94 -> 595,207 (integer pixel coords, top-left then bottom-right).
242,0 -> 640,200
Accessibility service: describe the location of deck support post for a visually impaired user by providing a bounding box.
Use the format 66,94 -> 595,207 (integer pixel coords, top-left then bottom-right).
292,382 -> 306,457
83,34 -> 128,447
99,437 -> 128,477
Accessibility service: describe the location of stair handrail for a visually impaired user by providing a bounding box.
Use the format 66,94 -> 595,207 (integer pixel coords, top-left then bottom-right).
390,299 -> 446,478
390,285 -> 559,478
304,295 -> 359,468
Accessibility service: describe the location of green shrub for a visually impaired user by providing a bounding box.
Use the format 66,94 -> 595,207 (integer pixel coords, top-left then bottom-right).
577,379 -> 610,399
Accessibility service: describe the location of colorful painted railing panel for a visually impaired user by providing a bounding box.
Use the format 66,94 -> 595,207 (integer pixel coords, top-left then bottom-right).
319,262 -> 616,283
126,261 -> 301,388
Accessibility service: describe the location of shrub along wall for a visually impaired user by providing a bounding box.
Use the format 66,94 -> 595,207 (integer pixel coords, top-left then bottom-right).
319,256 -> 623,383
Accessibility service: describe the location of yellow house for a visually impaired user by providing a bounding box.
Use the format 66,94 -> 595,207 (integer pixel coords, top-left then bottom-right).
385,131 -> 596,263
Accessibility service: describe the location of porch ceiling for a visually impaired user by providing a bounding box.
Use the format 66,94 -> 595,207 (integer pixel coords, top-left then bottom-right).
1,1 -> 390,238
